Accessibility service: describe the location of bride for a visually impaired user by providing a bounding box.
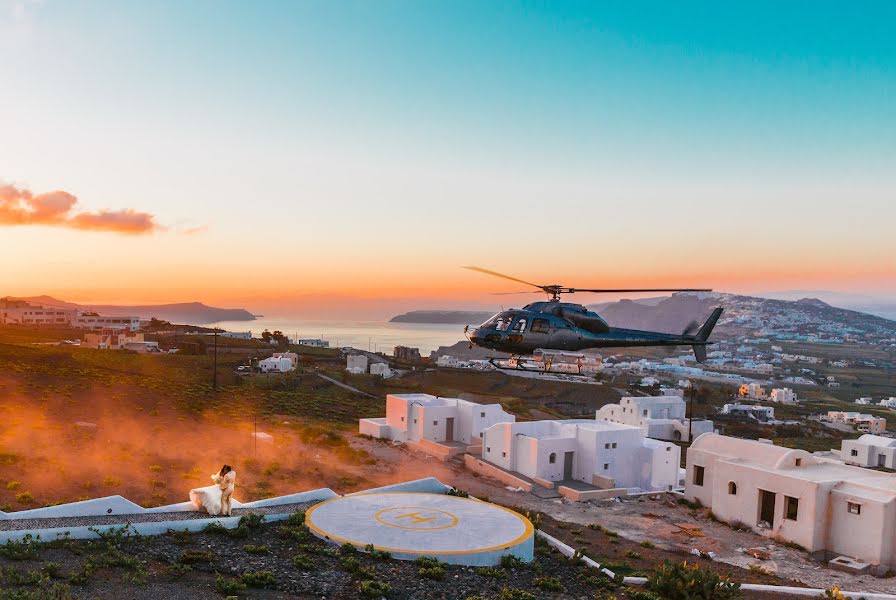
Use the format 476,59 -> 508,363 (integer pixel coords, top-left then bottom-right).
189,465 -> 236,516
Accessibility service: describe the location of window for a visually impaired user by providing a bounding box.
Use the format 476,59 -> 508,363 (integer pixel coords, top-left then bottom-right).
848,502 -> 861,515
728,482 -> 737,495
549,452 -> 556,464
486,447 -> 491,453
512,318 -> 528,333
603,463 -> 609,470
413,418 -> 417,424
851,449 -> 858,457
693,465 -> 705,486
531,318 -> 550,333
502,452 -> 506,458
480,412 -> 485,418
795,458 -> 802,467
785,496 -> 799,520
643,409 -> 648,416
400,416 -> 405,422
604,443 -> 610,449
612,443 -> 617,449
666,446 -> 671,452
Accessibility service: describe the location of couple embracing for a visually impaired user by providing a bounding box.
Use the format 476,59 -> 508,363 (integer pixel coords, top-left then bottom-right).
189,464 -> 237,516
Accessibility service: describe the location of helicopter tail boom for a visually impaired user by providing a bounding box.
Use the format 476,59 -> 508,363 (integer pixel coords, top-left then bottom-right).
695,307 -> 724,342
689,307 -> 723,363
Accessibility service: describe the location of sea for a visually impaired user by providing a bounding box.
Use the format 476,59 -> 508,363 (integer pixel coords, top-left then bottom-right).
211,318 -> 472,355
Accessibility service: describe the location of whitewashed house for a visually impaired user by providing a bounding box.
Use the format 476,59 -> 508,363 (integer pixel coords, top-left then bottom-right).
370,362 -> 392,377
258,356 -> 295,373
721,403 -> 775,421
596,395 -> 714,442
841,435 -> 896,469
482,419 -> 680,492
358,394 -> 515,449
346,354 -> 368,374
686,433 -> 896,573
769,388 -> 797,404
826,412 -> 886,433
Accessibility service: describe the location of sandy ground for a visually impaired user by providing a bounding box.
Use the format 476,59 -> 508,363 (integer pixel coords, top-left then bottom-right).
352,435 -> 896,595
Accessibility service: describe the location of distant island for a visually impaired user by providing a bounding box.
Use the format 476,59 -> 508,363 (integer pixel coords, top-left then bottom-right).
389,310 -> 494,324
12,296 -> 255,324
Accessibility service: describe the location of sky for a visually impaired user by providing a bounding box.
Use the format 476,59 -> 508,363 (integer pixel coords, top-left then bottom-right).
1,1 -> 894,317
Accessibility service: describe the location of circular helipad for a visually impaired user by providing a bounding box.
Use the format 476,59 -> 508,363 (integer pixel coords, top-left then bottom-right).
305,492 -> 534,566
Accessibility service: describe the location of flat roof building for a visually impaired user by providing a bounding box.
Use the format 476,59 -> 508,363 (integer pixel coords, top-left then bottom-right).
686,433 -> 896,572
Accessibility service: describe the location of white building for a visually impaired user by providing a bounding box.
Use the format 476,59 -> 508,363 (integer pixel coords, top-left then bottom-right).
739,383 -> 767,400
596,395 -> 713,442
299,339 -> 329,348
686,433 -> 896,572
123,341 -> 161,353
842,435 -> 896,469
826,412 -> 887,434
220,331 -> 253,340
659,387 -> 684,398
720,403 -> 775,421
272,352 -> 298,366
74,313 -> 141,331
83,330 -> 145,350
258,356 -> 295,373
0,304 -> 78,325
879,398 -> 896,409
856,397 -> 873,406
769,388 -> 797,404
346,354 -> 368,374
482,419 -> 680,492
359,393 -> 515,447
370,362 -> 392,378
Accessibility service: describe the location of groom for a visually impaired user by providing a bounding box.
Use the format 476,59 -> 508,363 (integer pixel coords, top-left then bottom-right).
215,465 -> 237,516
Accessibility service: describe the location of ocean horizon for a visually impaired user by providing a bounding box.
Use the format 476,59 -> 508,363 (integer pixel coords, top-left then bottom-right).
212,318 -> 474,355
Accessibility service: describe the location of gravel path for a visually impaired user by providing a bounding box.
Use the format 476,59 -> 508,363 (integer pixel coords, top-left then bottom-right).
0,501 -> 313,532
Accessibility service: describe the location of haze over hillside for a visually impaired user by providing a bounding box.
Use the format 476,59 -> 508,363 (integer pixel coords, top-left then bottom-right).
11,296 -> 255,324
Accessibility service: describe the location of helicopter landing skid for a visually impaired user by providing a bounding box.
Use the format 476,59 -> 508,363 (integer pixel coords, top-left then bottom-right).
488,355 -> 553,372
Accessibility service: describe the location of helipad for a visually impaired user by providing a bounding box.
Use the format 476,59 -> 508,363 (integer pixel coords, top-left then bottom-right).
305,492 -> 534,566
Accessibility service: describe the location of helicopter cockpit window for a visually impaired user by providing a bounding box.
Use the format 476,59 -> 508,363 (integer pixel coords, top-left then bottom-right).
531,318 -> 550,334
496,317 -> 512,331
512,317 -> 528,333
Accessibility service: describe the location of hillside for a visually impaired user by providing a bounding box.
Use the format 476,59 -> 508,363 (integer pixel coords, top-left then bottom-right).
390,310 -> 494,324
12,295 -> 255,324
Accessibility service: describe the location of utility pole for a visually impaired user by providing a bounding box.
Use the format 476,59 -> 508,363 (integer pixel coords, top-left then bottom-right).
213,326 -> 218,392
687,387 -> 694,443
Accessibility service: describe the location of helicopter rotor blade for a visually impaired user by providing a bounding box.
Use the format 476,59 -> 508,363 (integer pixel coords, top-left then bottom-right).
568,288 -> 712,294
491,291 -> 543,295
463,266 -> 546,291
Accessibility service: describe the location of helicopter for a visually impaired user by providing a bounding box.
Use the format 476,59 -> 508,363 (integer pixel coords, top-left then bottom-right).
463,267 -> 723,364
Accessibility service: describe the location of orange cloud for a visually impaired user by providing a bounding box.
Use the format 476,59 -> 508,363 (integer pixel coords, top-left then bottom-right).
0,182 -> 161,234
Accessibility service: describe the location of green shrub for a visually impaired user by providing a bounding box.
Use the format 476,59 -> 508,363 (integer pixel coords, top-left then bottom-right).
357,579 -> 391,598
417,566 -> 445,580
533,575 -> 562,591
238,513 -> 264,529
179,550 -> 214,564
626,589 -> 662,600
339,542 -> 358,555
498,589 -> 536,600
239,570 -> 276,588
0,535 -> 42,561
242,544 -> 269,555
364,543 -> 391,560
476,566 -> 507,579
626,550 -> 642,560
500,554 -> 526,569
214,574 -> 246,595
640,540 -> 655,549
647,560 -> 741,600
292,554 -> 316,570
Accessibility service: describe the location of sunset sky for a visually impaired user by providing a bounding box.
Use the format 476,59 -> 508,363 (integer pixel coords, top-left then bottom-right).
2,1 -> 894,316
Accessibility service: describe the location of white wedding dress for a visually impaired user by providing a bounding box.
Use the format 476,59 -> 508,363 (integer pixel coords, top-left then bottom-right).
189,475 -> 225,515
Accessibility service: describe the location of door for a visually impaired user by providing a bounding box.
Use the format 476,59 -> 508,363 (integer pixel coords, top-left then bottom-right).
563,451 -> 574,480
445,417 -> 454,442
758,489 -> 776,526
879,453 -> 887,467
